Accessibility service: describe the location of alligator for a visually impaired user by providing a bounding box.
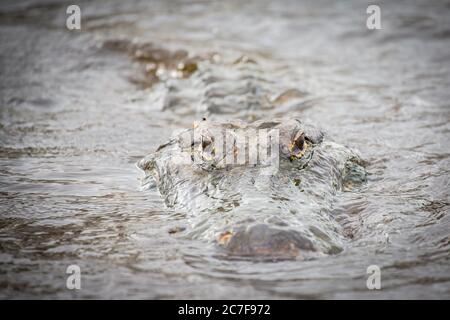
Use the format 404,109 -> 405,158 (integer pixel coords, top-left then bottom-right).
138,118 -> 366,260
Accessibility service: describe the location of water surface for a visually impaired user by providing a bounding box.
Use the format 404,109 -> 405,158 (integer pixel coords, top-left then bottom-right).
0,0 -> 449,299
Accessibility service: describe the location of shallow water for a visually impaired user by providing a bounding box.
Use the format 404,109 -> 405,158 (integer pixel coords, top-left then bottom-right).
0,0 -> 449,299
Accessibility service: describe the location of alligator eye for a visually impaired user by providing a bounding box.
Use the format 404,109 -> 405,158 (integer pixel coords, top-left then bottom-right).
294,132 -> 305,150
289,131 -> 309,159
199,135 -> 215,161
201,136 -> 212,149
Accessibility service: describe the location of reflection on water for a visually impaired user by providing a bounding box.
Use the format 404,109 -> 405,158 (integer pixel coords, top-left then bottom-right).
0,0 -> 449,299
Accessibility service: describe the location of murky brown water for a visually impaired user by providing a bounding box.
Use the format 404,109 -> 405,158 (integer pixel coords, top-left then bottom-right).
1,0 -> 449,299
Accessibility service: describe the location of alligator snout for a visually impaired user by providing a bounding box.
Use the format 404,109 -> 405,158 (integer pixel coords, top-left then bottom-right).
218,224 -> 316,260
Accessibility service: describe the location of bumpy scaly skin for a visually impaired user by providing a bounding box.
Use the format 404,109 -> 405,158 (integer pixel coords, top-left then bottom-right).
138,118 -> 366,260
102,39 -> 302,118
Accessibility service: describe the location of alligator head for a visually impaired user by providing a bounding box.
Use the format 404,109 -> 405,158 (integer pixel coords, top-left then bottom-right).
138,118 -> 366,260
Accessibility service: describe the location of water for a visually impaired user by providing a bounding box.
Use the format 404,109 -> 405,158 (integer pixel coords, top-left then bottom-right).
0,0 -> 449,299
